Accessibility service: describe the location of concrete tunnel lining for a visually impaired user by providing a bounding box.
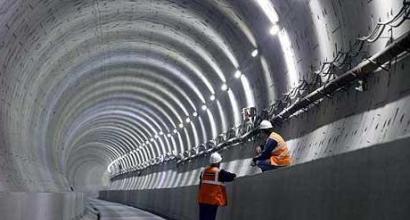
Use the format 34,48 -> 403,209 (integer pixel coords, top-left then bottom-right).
0,0 -> 409,219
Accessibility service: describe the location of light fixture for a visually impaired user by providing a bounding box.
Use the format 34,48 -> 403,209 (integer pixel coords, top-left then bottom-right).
201,105 -> 207,111
178,123 -> 184,128
234,70 -> 242,79
150,138 -> 154,142
173,129 -> 178,134
210,95 -> 215,101
155,135 -> 159,139
186,117 -> 191,123
193,112 -> 198,117
159,131 -> 164,136
221,83 -> 228,91
145,141 -> 149,144
270,24 -> 280,35
251,49 -> 258,57
167,133 -> 172,138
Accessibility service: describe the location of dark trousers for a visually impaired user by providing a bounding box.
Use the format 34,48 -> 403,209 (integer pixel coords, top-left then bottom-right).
256,160 -> 279,172
199,203 -> 218,220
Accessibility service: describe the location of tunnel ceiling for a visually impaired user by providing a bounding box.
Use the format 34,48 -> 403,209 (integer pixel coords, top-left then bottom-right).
0,0 -> 406,191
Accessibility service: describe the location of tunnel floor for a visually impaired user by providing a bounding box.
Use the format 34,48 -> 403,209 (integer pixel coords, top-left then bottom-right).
90,199 -> 166,220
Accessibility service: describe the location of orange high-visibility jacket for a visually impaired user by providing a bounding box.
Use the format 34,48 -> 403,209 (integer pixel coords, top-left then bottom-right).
269,132 -> 292,166
197,167 -> 227,206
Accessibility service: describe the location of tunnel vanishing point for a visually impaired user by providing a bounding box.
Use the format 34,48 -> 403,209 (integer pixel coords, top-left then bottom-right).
1,0 -> 410,219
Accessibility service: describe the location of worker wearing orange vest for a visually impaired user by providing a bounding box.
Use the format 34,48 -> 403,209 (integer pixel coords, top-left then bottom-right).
198,152 -> 236,220
252,120 -> 293,172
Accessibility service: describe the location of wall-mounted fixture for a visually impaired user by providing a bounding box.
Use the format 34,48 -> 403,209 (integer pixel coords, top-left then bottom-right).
234,70 -> 242,79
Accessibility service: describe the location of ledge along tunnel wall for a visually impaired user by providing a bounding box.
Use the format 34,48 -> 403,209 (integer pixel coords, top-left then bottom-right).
100,137 -> 410,220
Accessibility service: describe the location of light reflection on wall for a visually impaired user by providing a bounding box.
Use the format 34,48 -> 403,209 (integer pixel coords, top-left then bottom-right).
370,0 -> 404,51
206,109 -> 217,139
278,29 -> 299,88
309,0 -> 333,64
216,101 -> 228,132
240,75 -> 256,107
228,90 -> 241,127
183,128 -> 192,151
190,122 -> 200,148
198,116 -> 207,143
260,56 -> 276,105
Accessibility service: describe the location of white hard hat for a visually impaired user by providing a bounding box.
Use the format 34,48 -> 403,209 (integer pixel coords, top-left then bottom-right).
259,120 -> 273,130
209,152 -> 222,164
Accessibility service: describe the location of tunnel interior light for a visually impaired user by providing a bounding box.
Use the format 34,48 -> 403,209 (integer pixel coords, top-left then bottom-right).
155,134 -> 159,139
178,123 -> 184,128
167,133 -> 172,138
221,83 -> 228,91
159,131 -> 164,136
234,70 -> 242,79
255,0 -> 279,24
210,95 -> 215,101
186,117 -> 191,123
145,141 -> 149,144
150,138 -> 154,142
201,105 -> 207,111
193,111 -> 198,117
270,24 -> 280,35
173,129 -> 178,134
251,49 -> 258,57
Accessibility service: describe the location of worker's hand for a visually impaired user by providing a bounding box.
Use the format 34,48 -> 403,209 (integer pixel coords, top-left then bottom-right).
255,146 -> 262,154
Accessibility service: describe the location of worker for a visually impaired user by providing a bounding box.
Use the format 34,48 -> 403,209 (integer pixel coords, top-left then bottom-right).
198,152 -> 236,220
252,120 -> 292,172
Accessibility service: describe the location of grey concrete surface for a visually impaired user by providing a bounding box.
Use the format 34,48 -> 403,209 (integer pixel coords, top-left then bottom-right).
0,0 -> 409,219
0,0 -> 408,192
100,137 -> 410,220
90,198 -> 165,220
0,192 -> 85,220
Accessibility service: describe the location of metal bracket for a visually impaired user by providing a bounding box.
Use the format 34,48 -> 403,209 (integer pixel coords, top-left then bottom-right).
364,58 -> 390,72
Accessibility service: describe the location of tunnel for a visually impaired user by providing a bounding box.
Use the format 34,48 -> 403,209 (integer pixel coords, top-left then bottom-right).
0,0 -> 410,219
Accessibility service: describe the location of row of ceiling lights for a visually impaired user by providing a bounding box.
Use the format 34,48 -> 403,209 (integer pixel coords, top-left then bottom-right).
112,46 -> 260,168
112,0 -> 279,169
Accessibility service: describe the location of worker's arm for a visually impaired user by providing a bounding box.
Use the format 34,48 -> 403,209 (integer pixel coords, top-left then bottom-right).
253,139 -> 278,161
218,170 -> 236,182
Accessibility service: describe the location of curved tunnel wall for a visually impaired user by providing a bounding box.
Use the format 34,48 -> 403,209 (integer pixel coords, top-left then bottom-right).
0,0 -> 409,206
106,0 -> 410,193
0,0 -> 266,191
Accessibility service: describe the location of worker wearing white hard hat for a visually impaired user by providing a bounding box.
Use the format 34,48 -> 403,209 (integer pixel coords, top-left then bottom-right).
198,152 -> 236,220
209,152 -> 222,164
252,120 -> 293,172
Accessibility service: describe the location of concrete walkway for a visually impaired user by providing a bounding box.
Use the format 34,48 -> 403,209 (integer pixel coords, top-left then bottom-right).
89,199 -> 166,220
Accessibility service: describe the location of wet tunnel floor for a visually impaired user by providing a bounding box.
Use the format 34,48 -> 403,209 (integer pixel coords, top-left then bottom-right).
90,199 -> 166,220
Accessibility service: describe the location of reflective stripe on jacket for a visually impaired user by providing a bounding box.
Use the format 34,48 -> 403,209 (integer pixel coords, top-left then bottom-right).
269,132 -> 292,166
198,167 -> 228,206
